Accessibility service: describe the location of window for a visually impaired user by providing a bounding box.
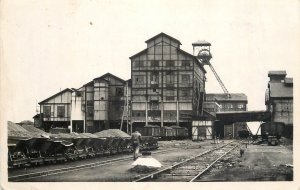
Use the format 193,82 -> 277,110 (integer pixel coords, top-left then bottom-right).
166,60 -> 175,67
134,61 -> 144,67
150,71 -> 159,83
57,106 -> 65,118
150,101 -> 159,110
182,74 -> 190,83
182,90 -> 191,97
115,87 -> 124,96
165,90 -> 175,100
151,60 -> 159,67
182,60 -> 191,67
166,71 -> 175,84
165,90 -> 174,96
237,104 -> 244,109
76,91 -> 83,97
87,107 -> 94,117
134,75 -> 144,85
44,106 -> 51,118
87,100 -> 93,106
133,111 -> 145,117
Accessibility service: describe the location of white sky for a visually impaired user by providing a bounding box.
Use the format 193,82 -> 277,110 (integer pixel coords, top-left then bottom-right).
1,0 -> 299,132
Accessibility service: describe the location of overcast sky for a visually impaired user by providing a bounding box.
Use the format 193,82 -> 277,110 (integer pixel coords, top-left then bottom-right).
1,0 -> 299,132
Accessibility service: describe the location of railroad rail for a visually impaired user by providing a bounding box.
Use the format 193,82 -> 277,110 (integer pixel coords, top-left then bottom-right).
134,141 -> 239,182
9,148 -> 176,182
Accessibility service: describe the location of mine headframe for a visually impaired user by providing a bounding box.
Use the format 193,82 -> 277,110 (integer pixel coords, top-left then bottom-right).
193,40 -> 231,98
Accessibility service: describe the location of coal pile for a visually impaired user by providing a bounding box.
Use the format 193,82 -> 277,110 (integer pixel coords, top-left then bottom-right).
19,124 -> 48,136
94,129 -> 130,138
8,121 -> 35,138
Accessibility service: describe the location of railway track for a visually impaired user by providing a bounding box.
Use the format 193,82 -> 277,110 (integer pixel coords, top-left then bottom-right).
9,148 -> 176,182
134,141 -> 240,182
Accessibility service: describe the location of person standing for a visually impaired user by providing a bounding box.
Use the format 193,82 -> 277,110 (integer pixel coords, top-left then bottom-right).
131,131 -> 142,160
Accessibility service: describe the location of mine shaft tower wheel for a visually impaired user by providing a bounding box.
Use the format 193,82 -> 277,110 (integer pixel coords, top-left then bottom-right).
192,40 -> 231,98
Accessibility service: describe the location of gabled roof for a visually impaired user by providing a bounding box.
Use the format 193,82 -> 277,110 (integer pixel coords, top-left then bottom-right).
39,88 -> 74,104
269,82 -> 293,98
129,49 -> 147,59
145,32 -> 182,45
93,72 -> 126,83
268,70 -> 287,77
206,93 -> 248,102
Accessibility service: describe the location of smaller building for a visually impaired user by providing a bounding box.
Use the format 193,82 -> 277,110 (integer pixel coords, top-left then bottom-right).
39,88 -> 74,132
205,93 -> 248,138
265,71 -> 293,138
191,102 -> 220,140
38,73 -> 130,133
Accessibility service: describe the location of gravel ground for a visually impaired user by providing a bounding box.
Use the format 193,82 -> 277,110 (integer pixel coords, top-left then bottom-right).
9,139 -> 292,182
11,139 -> 225,182
197,143 -> 293,181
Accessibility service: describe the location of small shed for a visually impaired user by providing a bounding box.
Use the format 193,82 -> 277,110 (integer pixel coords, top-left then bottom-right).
192,120 -> 214,140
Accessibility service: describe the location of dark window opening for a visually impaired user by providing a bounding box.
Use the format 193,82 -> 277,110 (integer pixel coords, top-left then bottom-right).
151,60 -> 159,67
166,60 -> 175,67
182,60 -> 191,67
116,87 -> 124,96
182,74 -> 190,83
57,106 -> 65,118
87,100 -> 93,106
135,61 -> 144,67
44,106 -> 51,118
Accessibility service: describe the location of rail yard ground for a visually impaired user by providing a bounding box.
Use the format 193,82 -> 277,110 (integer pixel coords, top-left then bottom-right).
8,139 -> 293,182
8,140 -> 293,182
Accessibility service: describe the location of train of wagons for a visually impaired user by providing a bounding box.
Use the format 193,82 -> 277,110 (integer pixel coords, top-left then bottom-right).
8,124 -> 190,168
8,133 -> 158,169
138,125 -> 189,140
260,122 -> 287,145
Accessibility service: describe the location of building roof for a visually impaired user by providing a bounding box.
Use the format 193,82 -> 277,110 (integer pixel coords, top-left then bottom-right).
206,93 -> 248,102
93,72 -> 126,83
177,49 -> 207,73
269,82 -> 293,98
192,40 -> 211,46
129,49 -> 147,59
39,88 -> 74,104
268,70 -> 287,77
145,32 -> 182,45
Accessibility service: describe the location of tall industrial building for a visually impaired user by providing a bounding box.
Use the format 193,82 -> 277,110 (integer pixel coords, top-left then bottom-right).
265,71 -> 293,138
129,33 -> 206,130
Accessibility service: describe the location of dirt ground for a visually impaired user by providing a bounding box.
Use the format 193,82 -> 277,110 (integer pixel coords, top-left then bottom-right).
197,142 -> 293,181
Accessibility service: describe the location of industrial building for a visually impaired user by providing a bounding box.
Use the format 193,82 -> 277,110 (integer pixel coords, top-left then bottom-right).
205,93 -> 248,138
130,33 -> 206,130
265,71 -> 293,138
38,88 -> 74,132
37,33 -> 255,139
38,73 -> 130,133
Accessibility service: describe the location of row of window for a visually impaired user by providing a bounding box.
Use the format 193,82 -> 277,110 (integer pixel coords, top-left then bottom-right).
134,74 -> 190,85
44,106 -> 65,118
132,111 -> 183,118
76,88 -> 124,99
132,89 -> 192,97
219,104 -> 246,109
134,60 -> 191,68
